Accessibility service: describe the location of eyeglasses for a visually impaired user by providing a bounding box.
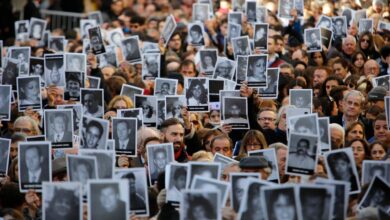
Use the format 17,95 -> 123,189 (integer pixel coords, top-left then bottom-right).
14,128 -> 32,133
246,143 -> 262,148
258,117 -> 276,122
361,39 -> 370,43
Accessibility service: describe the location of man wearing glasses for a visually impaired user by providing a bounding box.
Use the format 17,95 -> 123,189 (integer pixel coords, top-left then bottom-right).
257,109 -> 277,131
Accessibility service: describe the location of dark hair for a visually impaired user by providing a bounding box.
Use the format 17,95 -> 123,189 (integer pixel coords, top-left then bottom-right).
73,158 -> 93,175
346,138 -> 370,159
332,57 -> 350,72
0,182 -> 25,208
66,72 -> 82,85
267,189 -> 295,218
210,134 -> 233,151
327,151 -> 352,178
160,118 -> 184,132
86,120 -> 103,137
309,51 -> 327,66
122,172 -> 136,180
187,195 -> 215,219
50,112 -> 68,124
345,121 -> 366,140
173,167 -> 186,179
186,79 -> 207,104
189,24 -> 202,34
294,117 -> 315,131
153,147 -> 167,158
95,183 -> 120,195
368,141 -> 388,160
373,113 -> 387,127
297,138 -> 310,148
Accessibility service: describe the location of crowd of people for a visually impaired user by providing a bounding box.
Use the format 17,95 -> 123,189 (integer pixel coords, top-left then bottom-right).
0,0 -> 390,219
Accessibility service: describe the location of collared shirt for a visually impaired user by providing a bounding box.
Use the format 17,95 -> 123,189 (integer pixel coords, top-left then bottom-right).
119,139 -> 129,150
28,168 -> 42,182
54,132 -> 64,142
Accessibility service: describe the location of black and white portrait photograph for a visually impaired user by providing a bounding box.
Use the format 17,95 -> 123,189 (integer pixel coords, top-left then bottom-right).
15,20 -> 29,41
191,176 -> 229,207
378,20 -> 390,32
29,18 -> 46,40
44,109 -> 74,148
65,53 -> 86,73
213,152 -> 237,172
2,58 -> 19,89
362,160 -> 390,186
80,116 -> 109,150
315,178 -> 350,220
146,143 -> 174,185
192,3 -> 209,23
238,178 -> 272,220
228,12 -> 242,25
246,54 -> 268,87
288,114 -> 319,137
29,57 -> 45,83
353,10 -> 367,27
88,11 -> 104,25
359,18 -> 374,34
245,0 -> 257,23
57,104 -> 83,136
9,47 -> 30,75
223,97 -> 249,129
44,53 -> 66,87
373,75 -> 390,90
0,85 -> 11,121
232,36 -> 251,58
117,108 -> 143,130
166,163 -> 188,203
358,176 -> 390,212
88,180 -> 129,220
185,77 -> 209,112
67,155 -> 98,187
199,49 -> 218,76
154,78 -> 177,99
236,55 -> 248,84
97,45 -> 118,68
278,0 -> 293,19
324,147 -> 361,194
187,22 -> 205,47
289,89 -> 313,111
107,28 -> 124,48
320,27 -> 333,50
121,36 -> 142,64
115,168 -> 149,216
142,53 -> 160,80
157,99 -> 165,128
332,16 -> 347,39
305,28 -> 322,52
18,141 -> 51,192
213,57 -> 236,80
180,190 -> 220,220
48,36 -> 65,52
42,182 -> 82,220
219,90 -> 240,115
318,117 -> 331,152
248,148 -> 280,183
261,185 -> 301,220
64,71 -> 84,101
81,88 -> 104,118
254,23 -> 268,50
230,172 -> 261,212
286,133 -> 318,176
165,95 -> 186,123
187,162 -> 221,188
299,185 -> 334,220
112,117 -> 137,156
135,95 -> 157,127
80,19 -> 97,39
0,138 -> 10,177
342,8 -> 354,27
227,23 -> 242,42
82,39 -> 91,54
79,149 -> 115,179
161,15 -> 177,46
17,76 -> 42,112
258,68 -> 279,99
316,15 -> 332,29
120,84 -> 144,103
88,26 -> 106,55
142,42 -> 160,54
232,0 -> 245,11
256,6 -> 267,23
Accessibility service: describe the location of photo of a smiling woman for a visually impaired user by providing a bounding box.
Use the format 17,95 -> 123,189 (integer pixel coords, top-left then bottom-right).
17,76 -> 42,111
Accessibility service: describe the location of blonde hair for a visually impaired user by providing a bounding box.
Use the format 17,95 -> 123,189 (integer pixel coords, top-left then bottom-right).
191,150 -> 213,162
107,95 -> 134,110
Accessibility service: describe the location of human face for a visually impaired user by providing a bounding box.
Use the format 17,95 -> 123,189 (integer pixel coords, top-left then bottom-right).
364,60 -> 380,76
295,96 -> 305,108
235,178 -> 246,202
71,58 -> 82,70
14,119 -> 34,136
86,126 -> 101,148
258,111 -> 276,130
154,151 -> 167,170
346,124 -> 364,142
163,124 -> 184,151
276,148 -> 287,176
312,52 -> 324,66
211,138 -> 232,157
25,147 -> 42,172
302,196 -> 323,218
100,187 -> 118,212
91,36 -> 101,50
24,80 -> 40,100
245,138 -> 262,152
325,80 -> 339,97
209,110 -> 220,124
344,95 -> 362,118
297,140 -> 309,155
273,194 -> 295,220
229,105 -> 241,118
351,141 -> 365,166
50,65 -> 61,84
180,64 -> 196,77
333,63 -> 348,79
275,39 -> 284,53
354,54 -> 365,68
53,116 -> 66,133
32,24 -> 42,38
147,60 -> 158,73
192,84 -> 202,99
217,63 -> 230,77
310,32 -> 318,41
175,174 -> 186,190
32,64 -> 43,76
117,121 -> 129,141
161,84 -> 170,94
342,38 -> 356,55
374,120 -> 388,142
313,69 -> 327,86
331,127 -> 343,149
75,164 -> 89,183
84,94 -> 97,112
254,58 -> 265,73
204,56 -> 213,66
67,80 -> 80,96
168,35 -> 181,51
334,158 -> 349,177
113,100 -> 127,109
53,197 -> 72,217
192,205 -> 208,219
190,30 -> 200,40
370,144 -> 386,160
360,35 -> 370,50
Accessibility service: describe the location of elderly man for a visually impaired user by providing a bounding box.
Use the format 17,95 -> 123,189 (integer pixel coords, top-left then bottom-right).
257,109 -> 277,131
363,59 -> 380,80
14,116 -> 41,136
327,35 -> 356,61
330,123 -> 345,150
313,67 -> 331,87
239,156 -> 272,180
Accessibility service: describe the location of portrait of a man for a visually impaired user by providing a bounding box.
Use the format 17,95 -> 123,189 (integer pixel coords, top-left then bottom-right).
45,110 -> 73,148
113,119 -> 136,155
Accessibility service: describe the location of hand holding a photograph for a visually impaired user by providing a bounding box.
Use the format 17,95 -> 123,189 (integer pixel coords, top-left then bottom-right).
87,52 -> 98,69
222,206 -> 237,220
180,106 -> 191,129
118,155 -> 130,168
240,81 -> 253,97
220,123 -> 233,134
25,189 -> 41,212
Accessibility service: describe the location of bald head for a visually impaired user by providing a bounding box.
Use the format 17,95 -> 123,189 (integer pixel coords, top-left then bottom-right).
364,59 -> 380,77
342,35 -> 356,56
